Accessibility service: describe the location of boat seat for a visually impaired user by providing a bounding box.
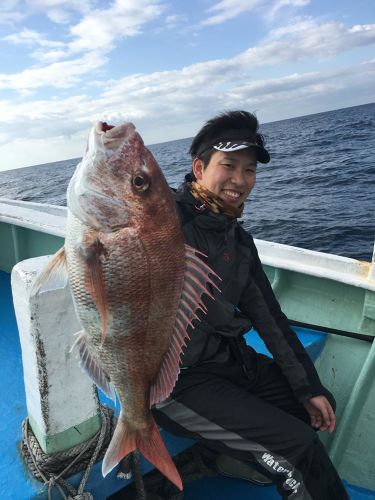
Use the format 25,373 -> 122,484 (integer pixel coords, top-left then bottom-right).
244,326 -> 327,362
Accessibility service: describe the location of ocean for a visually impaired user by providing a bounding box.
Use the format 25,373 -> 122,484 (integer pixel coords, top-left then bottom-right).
0,103 -> 374,261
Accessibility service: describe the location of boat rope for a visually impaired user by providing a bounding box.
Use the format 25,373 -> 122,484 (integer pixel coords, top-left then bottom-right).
21,404 -> 116,500
118,451 -> 148,499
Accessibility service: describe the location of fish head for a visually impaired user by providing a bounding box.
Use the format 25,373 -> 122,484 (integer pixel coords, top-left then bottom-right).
68,121 -> 175,232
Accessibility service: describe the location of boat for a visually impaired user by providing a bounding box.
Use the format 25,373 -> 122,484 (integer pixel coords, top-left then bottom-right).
0,197 -> 374,499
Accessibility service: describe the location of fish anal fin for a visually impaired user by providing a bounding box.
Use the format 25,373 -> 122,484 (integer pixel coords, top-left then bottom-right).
71,330 -> 115,402
150,244 -> 220,406
31,247 -> 67,294
102,412 -> 182,491
82,237 -> 108,343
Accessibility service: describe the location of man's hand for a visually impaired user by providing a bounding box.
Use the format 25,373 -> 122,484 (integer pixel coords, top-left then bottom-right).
303,396 -> 336,433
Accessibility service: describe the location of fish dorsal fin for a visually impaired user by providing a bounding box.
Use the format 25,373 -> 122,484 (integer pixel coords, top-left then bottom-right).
150,244 -> 220,407
71,330 -> 116,402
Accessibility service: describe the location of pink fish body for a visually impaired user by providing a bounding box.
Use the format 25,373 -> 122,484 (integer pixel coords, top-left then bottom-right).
50,122 -> 220,490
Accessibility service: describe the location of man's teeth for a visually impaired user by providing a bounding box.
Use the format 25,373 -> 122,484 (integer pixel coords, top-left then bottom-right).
222,190 -> 240,199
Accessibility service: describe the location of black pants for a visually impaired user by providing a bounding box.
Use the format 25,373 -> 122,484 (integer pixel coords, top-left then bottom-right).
152,355 -> 349,499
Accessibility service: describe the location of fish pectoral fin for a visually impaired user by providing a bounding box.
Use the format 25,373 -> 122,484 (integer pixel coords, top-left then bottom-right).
31,247 -> 67,295
71,330 -> 116,402
82,237 -> 108,344
149,244 -> 221,406
102,412 -> 182,491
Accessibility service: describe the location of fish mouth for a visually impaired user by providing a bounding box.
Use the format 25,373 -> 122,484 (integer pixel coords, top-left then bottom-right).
100,122 -> 115,132
95,121 -> 137,154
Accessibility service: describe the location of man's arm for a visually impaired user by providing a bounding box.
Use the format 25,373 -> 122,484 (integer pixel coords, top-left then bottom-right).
244,234 -> 329,399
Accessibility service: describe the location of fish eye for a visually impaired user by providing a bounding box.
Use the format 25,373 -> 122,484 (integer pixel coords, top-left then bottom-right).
132,173 -> 150,192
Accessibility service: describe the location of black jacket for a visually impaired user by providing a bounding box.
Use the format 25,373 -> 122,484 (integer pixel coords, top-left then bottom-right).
175,183 -> 326,403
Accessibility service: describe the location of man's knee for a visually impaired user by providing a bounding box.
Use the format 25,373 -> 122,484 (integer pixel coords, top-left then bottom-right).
291,418 -> 320,458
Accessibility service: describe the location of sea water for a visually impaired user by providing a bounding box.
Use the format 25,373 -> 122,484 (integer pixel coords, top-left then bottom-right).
0,102 -> 374,261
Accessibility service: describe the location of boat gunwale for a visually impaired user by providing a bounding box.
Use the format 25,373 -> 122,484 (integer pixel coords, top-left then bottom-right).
0,197 -> 374,291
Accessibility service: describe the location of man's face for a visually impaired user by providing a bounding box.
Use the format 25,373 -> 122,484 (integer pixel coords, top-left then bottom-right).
193,148 -> 257,208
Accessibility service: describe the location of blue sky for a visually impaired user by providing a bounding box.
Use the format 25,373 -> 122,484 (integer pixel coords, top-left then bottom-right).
0,0 -> 374,171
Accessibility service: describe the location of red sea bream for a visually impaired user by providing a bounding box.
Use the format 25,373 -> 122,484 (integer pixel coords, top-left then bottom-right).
35,121 -> 219,490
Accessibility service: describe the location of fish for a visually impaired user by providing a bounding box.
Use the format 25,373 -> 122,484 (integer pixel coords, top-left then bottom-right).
33,121 -> 220,491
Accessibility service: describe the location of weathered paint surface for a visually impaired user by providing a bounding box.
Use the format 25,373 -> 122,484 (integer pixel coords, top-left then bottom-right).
11,257 -> 100,453
0,198 -> 65,273
316,335 -> 375,490
0,198 -> 66,237
255,238 -> 375,291
263,266 -> 375,337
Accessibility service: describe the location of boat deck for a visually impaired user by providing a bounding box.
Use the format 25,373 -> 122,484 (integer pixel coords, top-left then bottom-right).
1,271 -> 374,499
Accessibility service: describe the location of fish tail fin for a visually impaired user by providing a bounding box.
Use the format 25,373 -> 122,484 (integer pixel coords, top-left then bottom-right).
102,411 -> 136,478
31,247 -> 67,295
137,415 -> 183,491
102,412 -> 182,491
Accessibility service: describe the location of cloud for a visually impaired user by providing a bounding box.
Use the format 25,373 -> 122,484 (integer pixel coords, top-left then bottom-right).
3,0 -> 164,58
268,0 -> 310,19
268,18 -> 375,51
1,0 -> 165,84
2,27 -> 68,64
1,53 -> 374,144
24,0 -> 93,24
0,55 -> 374,170
3,28 -> 64,48
0,1 -> 26,25
3,28 -> 68,63
0,16 -> 375,170
69,0 -> 164,52
201,0 -> 310,26
201,0 -> 261,26
0,51 -> 107,91
93,57 -> 375,125
222,68 -> 354,104
0,0 -> 91,26
164,14 -> 187,30
1,18 -> 373,94
252,20 -> 375,63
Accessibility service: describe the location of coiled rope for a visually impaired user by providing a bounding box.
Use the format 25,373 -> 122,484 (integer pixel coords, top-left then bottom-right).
21,404 -> 116,500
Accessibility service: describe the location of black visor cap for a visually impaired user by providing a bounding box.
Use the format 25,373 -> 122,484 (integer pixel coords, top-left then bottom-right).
196,129 -> 270,163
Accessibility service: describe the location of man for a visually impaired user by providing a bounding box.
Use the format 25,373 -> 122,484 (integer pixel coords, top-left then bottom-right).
152,110 -> 349,499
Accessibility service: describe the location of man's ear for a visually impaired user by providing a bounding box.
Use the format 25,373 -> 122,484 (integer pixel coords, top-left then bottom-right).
192,158 -> 204,181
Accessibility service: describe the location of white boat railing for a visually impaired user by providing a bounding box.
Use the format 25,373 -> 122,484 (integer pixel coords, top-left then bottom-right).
0,198 -> 66,237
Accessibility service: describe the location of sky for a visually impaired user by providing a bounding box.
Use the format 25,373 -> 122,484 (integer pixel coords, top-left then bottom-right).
0,0 -> 374,171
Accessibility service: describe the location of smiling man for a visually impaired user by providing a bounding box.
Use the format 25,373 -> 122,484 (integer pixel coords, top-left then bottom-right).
152,111 -> 349,499
193,147 -> 257,207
